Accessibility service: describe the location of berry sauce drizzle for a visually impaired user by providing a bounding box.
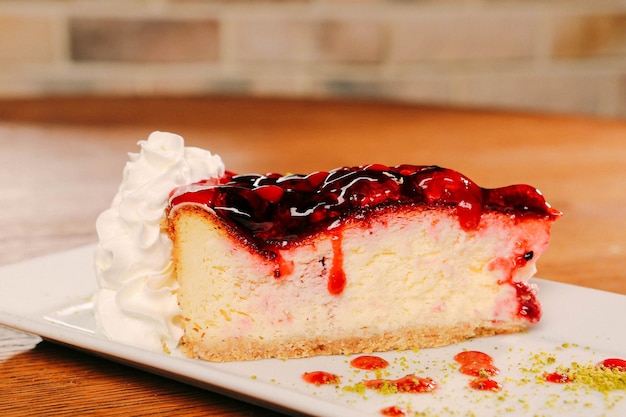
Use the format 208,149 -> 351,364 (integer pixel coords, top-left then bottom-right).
350,355 -> 390,371
302,371 -> 341,385
364,374 -> 438,394
170,164 -> 559,245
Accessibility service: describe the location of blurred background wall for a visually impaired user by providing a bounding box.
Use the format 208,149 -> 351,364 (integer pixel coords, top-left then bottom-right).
1,0 -> 626,118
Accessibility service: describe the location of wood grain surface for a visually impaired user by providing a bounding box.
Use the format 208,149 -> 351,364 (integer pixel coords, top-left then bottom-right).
1,96 -> 625,416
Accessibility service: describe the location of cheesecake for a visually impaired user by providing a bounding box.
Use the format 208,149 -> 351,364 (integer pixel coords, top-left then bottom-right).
166,164 -> 561,361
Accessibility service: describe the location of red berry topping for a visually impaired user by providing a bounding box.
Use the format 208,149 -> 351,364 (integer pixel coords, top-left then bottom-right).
169,165 -> 560,249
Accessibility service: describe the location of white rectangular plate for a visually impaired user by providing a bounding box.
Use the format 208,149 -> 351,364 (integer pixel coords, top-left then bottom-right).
1,245 -> 625,416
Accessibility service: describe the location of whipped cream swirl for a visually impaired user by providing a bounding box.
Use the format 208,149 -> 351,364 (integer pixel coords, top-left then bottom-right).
94,132 -> 225,352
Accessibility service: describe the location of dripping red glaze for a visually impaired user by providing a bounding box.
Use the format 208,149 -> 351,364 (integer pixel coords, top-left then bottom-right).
328,232 -> 346,295
350,355 -> 390,371
489,253 -> 542,323
272,253 -> 294,278
513,281 -> 542,323
302,371 -> 341,385
364,374 -> 438,394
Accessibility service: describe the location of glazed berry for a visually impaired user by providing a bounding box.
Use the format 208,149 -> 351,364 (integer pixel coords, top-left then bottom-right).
255,185 -> 284,203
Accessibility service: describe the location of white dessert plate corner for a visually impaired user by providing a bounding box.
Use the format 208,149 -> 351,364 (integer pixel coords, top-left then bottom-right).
0,245 -> 625,416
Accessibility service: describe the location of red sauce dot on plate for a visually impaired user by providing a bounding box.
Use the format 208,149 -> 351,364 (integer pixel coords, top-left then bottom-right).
459,362 -> 500,377
453,350 -> 494,365
544,372 -> 572,383
469,378 -> 502,392
597,358 -> 626,372
302,371 -> 341,385
380,405 -> 406,416
364,374 -> 438,394
350,355 -> 390,371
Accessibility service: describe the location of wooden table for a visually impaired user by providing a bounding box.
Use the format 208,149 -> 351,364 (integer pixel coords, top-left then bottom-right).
1,96 -> 625,416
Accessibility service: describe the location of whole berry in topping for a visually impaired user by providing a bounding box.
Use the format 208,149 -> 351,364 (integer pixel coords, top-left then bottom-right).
255,185 -> 284,203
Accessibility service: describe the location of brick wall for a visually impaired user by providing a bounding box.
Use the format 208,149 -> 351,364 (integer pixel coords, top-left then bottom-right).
1,0 -> 626,118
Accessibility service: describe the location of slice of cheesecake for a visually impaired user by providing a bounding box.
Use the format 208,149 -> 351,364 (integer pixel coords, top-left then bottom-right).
166,165 -> 560,362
